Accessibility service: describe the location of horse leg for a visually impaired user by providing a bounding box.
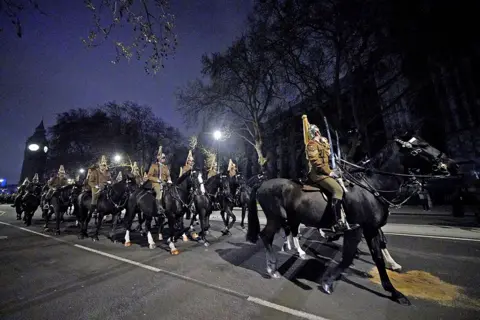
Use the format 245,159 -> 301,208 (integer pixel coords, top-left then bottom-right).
92,212 -> 105,241
198,208 -> 209,247
261,219 -> 281,278
379,228 -> 402,272
54,206 -> 61,235
166,215 -> 180,255
291,223 -> 307,260
363,229 -> 410,305
108,213 -> 119,243
281,225 -> 293,252
219,209 -> 228,231
240,204 -> 247,229
145,216 -> 156,249
320,228 -> 363,295
226,204 -> 236,230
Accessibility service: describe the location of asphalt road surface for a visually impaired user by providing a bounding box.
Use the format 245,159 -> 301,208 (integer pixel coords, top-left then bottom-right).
1,205 -> 479,320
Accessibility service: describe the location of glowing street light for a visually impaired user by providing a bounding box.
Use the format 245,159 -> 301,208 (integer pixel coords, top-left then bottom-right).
79,168 -> 85,174
28,143 -> 40,151
213,130 -> 222,140
113,154 -> 122,163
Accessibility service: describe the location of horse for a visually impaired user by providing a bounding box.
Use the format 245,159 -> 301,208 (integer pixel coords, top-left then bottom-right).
76,177 -> 132,241
17,184 -> 43,226
228,174 -> 251,229
44,184 -> 75,235
189,171 -> 231,246
246,135 -> 458,305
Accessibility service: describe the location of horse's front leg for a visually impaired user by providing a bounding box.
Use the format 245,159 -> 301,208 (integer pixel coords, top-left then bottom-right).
166,214 -> 180,255
108,212 -> 119,243
54,205 -> 62,235
198,208 -> 209,247
145,216 -> 156,249
92,211 -> 105,241
240,204 -> 247,229
321,228 -> 363,295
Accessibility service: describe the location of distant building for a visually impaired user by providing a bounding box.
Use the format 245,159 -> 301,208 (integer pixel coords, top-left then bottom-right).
19,120 -> 49,184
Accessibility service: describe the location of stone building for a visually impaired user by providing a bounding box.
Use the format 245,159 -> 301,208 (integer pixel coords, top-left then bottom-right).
19,120 -> 49,183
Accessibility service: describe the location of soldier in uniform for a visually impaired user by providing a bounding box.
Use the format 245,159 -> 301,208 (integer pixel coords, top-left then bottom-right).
206,154 -> 217,179
131,162 -> 143,186
87,155 -> 112,215
179,150 -> 194,176
147,145 -> 172,214
23,173 -> 41,197
305,118 -> 359,233
11,178 -> 30,207
43,165 -> 69,203
227,159 -> 237,178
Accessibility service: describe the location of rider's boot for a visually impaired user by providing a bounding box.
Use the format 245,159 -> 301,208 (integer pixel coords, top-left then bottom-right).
331,198 -> 360,233
89,204 -> 97,218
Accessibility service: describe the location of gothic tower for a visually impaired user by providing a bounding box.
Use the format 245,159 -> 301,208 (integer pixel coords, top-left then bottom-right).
19,120 -> 49,183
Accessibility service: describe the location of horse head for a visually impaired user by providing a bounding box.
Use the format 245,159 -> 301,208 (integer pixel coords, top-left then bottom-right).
394,134 -> 459,176
189,169 -> 206,195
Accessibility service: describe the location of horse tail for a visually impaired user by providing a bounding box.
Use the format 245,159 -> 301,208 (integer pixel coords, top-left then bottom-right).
246,184 -> 261,243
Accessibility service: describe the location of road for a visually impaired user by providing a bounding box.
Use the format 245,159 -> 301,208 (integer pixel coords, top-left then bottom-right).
0,204 -> 479,320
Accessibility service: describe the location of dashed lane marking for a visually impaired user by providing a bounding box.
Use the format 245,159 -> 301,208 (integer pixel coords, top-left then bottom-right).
0,221 -> 329,320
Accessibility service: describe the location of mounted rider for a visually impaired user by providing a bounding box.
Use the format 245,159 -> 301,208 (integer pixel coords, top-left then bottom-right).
11,177 -> 30,207
227,159 -> 237,178
44,165 -> 69,202
147,144 -> 172,214
179,150 -> 194,176
206,152 -> 217,179
302,115 -> 359,233
23,173 -> 41,197
87,155 -> 112,214
131,162 -> 143,186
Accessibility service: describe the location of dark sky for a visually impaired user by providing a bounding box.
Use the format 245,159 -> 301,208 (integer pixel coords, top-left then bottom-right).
0,0 -> 253,183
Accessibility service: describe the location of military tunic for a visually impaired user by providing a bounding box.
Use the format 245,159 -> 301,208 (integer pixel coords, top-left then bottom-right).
147,162 -> 171,200
306,139 -> 343,200
228,166 -> 237,178
88,168 -> 111,205
48,176 -> 69,188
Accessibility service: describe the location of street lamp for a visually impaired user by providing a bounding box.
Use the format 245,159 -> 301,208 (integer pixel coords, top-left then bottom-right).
79,168 -> 85,174
113,154 -> 122,163
28,143 -> 40,151
213,130 -> 224,173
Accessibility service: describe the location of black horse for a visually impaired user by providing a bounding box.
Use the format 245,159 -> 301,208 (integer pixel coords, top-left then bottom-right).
189,171 -> 230,246
229,174 -> 251,229
44,184 -> 75,235
76,177 -> 132,241
246,136 -> 458,305
17,183 -> 43,226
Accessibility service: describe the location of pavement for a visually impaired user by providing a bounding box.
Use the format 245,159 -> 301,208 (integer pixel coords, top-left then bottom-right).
1,204 -> 480,320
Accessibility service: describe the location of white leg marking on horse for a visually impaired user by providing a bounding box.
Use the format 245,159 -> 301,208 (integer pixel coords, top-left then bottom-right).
285,233 -> 293,251
75,220 -> 79,227
0,221 -> 331,320
293,236 -> 307,260
382,248 -> 402,272
158,233 -> 163,241
182,233 -> 189,242
147,231 -> 156,249
318,229 -> 326,238
124,230 -> 131,246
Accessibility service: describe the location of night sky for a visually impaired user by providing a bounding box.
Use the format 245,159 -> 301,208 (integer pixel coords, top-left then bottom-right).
0,0 -> 253,183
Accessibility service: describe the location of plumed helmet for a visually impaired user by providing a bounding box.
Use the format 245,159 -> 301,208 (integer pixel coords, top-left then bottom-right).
308,124 -> 321,139
32,173 -> 39,183
58,165 -> 66,175
99,155 -> 108,166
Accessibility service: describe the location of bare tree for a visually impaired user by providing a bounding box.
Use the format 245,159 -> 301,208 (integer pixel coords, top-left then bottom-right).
1,0 -> 177,74
176,34 -> 285,166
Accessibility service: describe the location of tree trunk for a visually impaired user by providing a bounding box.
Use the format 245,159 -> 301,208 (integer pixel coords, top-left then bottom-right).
253,122 -> 268,166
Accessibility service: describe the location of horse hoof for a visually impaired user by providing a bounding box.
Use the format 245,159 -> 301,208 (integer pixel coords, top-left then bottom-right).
92,236 -> 99,242
387,264 -> 403,273
43,227 -> 49,233
124,241 -> 132,247
299,253 -> 307,260
149,244 -> 156,250
267,268 -> 281,279
170,249 -> 180,255
204,241 -> 210,247
320,282 -> 334,295
393,292 -> 411,306
78,234 -> 85,240
240,223 -> 245,229
182,235 -> 189,242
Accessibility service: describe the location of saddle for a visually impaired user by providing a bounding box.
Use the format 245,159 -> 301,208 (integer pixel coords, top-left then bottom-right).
295,177 -> 329,201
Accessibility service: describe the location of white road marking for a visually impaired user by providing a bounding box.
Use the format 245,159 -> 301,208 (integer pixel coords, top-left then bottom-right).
0,220 -> 330,320
0,211 -> 5,216
384,232 -> 480,242
247,297 -> 329,320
